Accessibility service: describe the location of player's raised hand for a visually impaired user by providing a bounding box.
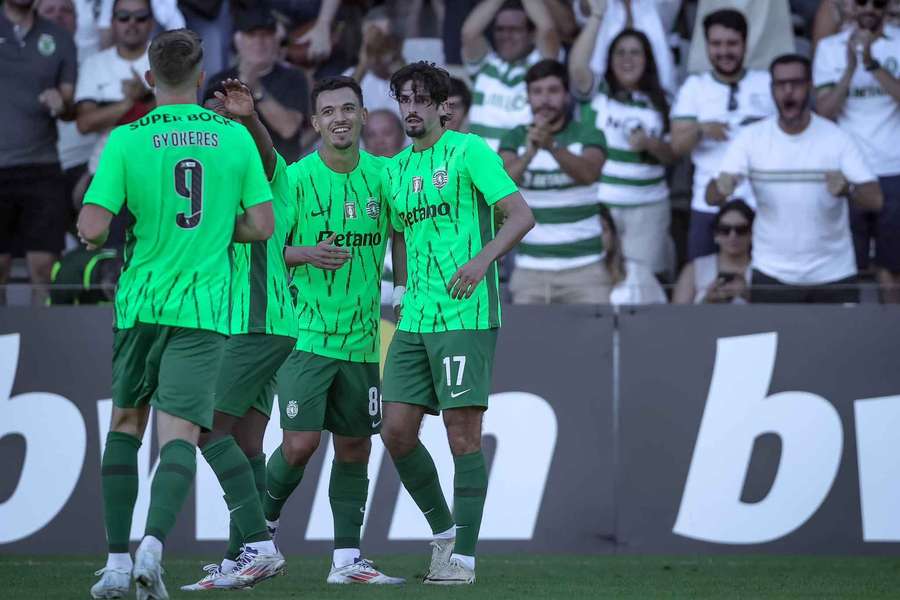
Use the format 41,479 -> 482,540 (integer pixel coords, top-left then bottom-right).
447,256 -> 489,300
294,235 -> 352,270
214,78 -> 255,118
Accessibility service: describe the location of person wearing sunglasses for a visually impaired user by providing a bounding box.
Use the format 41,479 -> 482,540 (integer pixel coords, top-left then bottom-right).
707,54 -> 883,304
673,199 -> 754,304
671,9 -> 775,262
815,0 -> 900,303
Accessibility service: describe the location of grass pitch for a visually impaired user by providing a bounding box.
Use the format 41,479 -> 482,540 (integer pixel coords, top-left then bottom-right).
5,554 -> 899,599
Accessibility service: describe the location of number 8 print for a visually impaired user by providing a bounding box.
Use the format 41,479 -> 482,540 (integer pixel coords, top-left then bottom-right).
368,386 -> 380,417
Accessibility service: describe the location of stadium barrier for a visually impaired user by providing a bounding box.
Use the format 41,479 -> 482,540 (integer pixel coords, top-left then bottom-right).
1,305 -> 898,555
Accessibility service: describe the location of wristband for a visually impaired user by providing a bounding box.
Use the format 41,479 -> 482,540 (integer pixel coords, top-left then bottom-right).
865,59 -> 881,72
392,285 -> 406,309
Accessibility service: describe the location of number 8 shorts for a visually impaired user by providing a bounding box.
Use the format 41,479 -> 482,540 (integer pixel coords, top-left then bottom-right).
276,350 -> 382,437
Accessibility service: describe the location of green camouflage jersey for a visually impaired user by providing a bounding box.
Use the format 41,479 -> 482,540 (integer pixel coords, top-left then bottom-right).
382,129 -> 517,333
229,152 -> 299,337
287,150 -> 389,363
84,104 -> 272,334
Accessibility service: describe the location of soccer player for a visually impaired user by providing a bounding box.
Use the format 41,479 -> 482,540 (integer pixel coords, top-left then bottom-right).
380,61 -> 535,585
179,79 -> 298,592
261,75 -> 404,585
78,30 -> 282,600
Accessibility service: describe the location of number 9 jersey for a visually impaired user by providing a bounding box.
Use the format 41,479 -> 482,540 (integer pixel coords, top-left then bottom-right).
83,104 -> 273,334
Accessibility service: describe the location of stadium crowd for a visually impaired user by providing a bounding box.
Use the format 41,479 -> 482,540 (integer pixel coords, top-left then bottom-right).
3,0 -> 900,306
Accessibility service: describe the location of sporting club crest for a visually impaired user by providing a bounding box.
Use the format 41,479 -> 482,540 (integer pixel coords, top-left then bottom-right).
432,168 -> 448,190
365,197 -> 380,219
37,34 -> 56,57
286,400 -> 299,419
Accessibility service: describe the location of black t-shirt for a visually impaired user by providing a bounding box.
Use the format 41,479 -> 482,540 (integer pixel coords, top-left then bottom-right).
0,13 -> 77,167
204,63 -> 309,162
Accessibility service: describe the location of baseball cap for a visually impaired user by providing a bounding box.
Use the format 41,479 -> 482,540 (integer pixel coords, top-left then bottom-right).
234,6 -> 276,33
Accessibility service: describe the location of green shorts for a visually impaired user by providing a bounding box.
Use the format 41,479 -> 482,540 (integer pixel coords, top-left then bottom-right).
382,328 -> 498,415
214,333 -> 296,419
276,351 -> 381,437
112,323 -> 227,430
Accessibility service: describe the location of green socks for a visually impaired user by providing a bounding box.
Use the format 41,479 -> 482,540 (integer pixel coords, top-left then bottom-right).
263,445 -> 305,521
101,431 -> 141,553
329,461 -> 368,550
394,442 -> 454,535
202,436 -> 269,544
225,452 -> 267,561
144,439 -> 196,543
453,450 -> 488,557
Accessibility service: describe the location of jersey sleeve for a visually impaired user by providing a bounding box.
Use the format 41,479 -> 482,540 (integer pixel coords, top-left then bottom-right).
577,103 -> 607,148
839,130 -> 877,184
59,30 -> 77,87
382,163 -> 405,231
717,126 -> 752,177
671,76 -> 698,120
83,128 -> 126,214
813,38 -> 842,89
464,134 -> 518,205
240,132 -> 274,209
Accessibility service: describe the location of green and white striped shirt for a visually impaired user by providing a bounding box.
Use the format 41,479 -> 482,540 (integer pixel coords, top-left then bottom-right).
591,89 -> 668,206
500,104 -> 606,271
467,49 -> 542,151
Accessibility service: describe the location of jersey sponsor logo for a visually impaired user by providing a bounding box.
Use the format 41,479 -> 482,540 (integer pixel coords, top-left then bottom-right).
129,111 -> 234,130
344,200 -> 358,220
366,197 -> 380,220
286,400 -> 299,419
317,230 -> 383,247
412,176 -> 424,193
37,33 -> 56,56
433,169 -> 448,190
397,201 -> 451,228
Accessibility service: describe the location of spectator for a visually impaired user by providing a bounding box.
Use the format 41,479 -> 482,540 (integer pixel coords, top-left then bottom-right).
601,205 -> 668,304
673,199 -> 754,304
0,0 -> 77,305
811,0 -> 855,50
499,59 -> 609,304
75,0 -> 154,172
687,0 -> 794,74
445,76 -> 473,132
461,0 -> 560,149
815,0 -> 900,302
671,9 -> 775,261
572,28 -> 676,276
99,0 -> 183,32
707,54 -> 883,304
179,0 -> 232,77
38,0 -> 97,239
205,5 -> 309,162
348,17 -> 405,115
571,0 -> 677,94
363,109 -> 407,157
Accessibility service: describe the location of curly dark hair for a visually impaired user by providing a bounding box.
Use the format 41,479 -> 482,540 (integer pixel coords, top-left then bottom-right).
389,61 -> 451,106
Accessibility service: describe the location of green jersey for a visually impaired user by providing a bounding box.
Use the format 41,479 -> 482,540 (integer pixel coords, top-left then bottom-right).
229,152 -> 299,337
383,130 -> 517,333
287,150 -> 389,363
84,104 -> 272,334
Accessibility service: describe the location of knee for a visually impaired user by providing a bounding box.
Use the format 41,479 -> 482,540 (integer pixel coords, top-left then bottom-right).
109,408 -> 144,438
235,436 -> 263,458
380,423 -> 418,458
447,430 -> 481,456
334,436 -> 371,463
281,432 -> 319,466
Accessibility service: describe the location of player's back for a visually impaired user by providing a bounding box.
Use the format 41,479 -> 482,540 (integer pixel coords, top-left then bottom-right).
86,103 -> 272,333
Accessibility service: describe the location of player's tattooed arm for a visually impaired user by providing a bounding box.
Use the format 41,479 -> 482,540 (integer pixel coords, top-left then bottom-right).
391,228 -> 408,319
215,78 -> 278,179
284,235 -> 352,270
447,192 -> 535,300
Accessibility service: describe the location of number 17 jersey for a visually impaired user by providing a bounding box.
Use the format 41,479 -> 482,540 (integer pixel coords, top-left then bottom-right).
84,104 -> 273,334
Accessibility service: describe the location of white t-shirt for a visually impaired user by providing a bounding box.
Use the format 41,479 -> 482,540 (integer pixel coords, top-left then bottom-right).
671,70 -> 775,213
341,68 -> 398,116
609,259 -> 668,305
573,0 -> 677,94
98,0 -> 184,31
466,48 -> 542,150
718,114 -> 875,285
75,46 -> 150,172
813,25 -> 900,176
591,90 -> 669,206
